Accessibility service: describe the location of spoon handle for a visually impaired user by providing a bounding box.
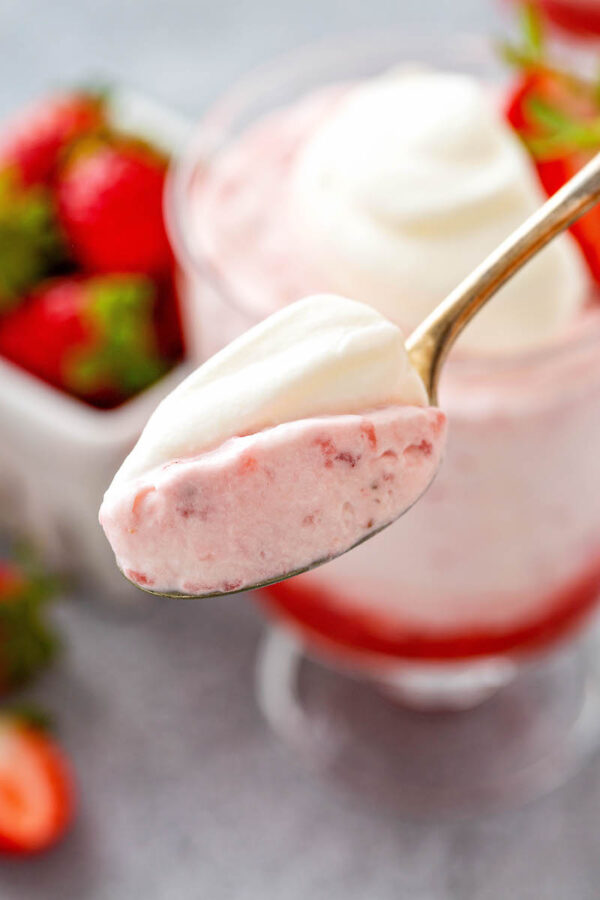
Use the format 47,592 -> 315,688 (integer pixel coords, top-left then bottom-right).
406,151 -> 600,404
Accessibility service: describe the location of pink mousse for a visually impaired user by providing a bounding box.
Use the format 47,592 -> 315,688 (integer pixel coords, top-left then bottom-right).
100,406 -> 446,596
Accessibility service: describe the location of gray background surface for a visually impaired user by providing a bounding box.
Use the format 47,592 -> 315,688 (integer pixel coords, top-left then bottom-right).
1,1 -> 599,898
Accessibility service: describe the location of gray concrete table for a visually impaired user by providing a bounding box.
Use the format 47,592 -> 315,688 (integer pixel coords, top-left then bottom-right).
2,1 -> 600,898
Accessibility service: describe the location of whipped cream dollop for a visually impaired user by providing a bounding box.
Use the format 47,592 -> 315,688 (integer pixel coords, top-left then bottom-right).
289,69 -> 588,353
112,294 -> 427,485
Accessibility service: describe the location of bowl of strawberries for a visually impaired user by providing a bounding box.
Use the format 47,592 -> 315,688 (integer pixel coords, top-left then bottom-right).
0,87 -> 191,598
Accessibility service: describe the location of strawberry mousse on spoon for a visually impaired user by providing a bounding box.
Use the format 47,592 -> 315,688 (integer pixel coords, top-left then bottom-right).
100,294 -> 445,596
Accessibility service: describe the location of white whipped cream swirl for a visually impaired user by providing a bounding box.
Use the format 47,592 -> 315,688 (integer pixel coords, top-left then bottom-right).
289,69 -> 587,353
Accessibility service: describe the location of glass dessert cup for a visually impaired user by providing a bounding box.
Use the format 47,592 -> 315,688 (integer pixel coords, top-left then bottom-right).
168,32 -> 600,812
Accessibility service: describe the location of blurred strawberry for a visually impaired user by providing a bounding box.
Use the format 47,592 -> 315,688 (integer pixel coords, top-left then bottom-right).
507,0 -> 600,37
0,274 -> 170,407
507,76 -> 600,278
0,711 -> 74,854
56,137 -> 172,275
0,171 -> 66,314
543,1 -> 600,36
0,91 -> 105,187
503,3 -> 600,280
0,559 -> 58,694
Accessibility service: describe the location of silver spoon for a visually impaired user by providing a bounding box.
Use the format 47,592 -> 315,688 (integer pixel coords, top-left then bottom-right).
130,151 -> 600,599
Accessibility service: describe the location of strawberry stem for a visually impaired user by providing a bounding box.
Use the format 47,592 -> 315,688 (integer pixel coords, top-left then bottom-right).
521,1 -> 546,59
0,704 -> 54,733
0,554 -> 60,694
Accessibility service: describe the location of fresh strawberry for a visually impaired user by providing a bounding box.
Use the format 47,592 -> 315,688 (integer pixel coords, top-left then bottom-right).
0,273 -> 171,407
0,711 -> 74,854
56,137 -> 172,274
508,0 -> 600,37
0,559 -> 58,694
0,91 -> 105,186
503,4 -> 600,280
0,171 -> 66,314
543,1 -> 600,36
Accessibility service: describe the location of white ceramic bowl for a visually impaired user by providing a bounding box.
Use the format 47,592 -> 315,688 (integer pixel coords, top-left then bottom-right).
0,88 -> 193,600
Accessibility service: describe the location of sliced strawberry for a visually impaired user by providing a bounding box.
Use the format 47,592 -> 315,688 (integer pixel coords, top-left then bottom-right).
538,151 -> 600,279
56,138 -> 172,275
503,9 -> 600,281
0,715 -> 74,854
0,274 -> 173,407
0,92 -> 105,187
506,70 -> 597,136
506,72 -> 600,280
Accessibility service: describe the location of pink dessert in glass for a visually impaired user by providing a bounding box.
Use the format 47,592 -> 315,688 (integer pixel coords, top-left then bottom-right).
167,40 -> 600,685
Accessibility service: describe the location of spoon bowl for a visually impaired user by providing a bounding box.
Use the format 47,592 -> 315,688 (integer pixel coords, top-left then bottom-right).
120,473 -> 438,599
121,519 -> 392,599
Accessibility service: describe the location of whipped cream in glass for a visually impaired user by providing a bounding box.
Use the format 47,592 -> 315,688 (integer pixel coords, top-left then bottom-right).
289,68 -> 587,353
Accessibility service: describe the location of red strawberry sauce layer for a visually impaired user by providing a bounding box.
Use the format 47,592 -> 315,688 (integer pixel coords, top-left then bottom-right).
261,555 -> 600,663
100,406 -> 446,597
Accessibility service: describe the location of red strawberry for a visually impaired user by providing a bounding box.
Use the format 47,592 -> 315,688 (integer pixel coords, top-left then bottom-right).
508,0 -> 600,37
0,559 -> 58,694
0,712 -> 74,854
503,6 -> 600,281
542,1 -> 600,36
56,138 -> 172,274
535,151 -> 600,280
0,564 -> 23,597
0,92 -> 104,186
0,274 -> 171,408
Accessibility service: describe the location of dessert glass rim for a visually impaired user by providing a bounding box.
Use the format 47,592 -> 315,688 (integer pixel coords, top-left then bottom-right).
165,27 -> 600,379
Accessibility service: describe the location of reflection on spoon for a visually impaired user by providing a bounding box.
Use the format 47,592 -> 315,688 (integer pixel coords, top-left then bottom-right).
100,152 -> 600,600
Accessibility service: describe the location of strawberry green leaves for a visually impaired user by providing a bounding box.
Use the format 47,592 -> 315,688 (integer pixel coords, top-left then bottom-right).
0,555 -> 59,694
66,275 -> 167,397
0,172 -> 65,313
